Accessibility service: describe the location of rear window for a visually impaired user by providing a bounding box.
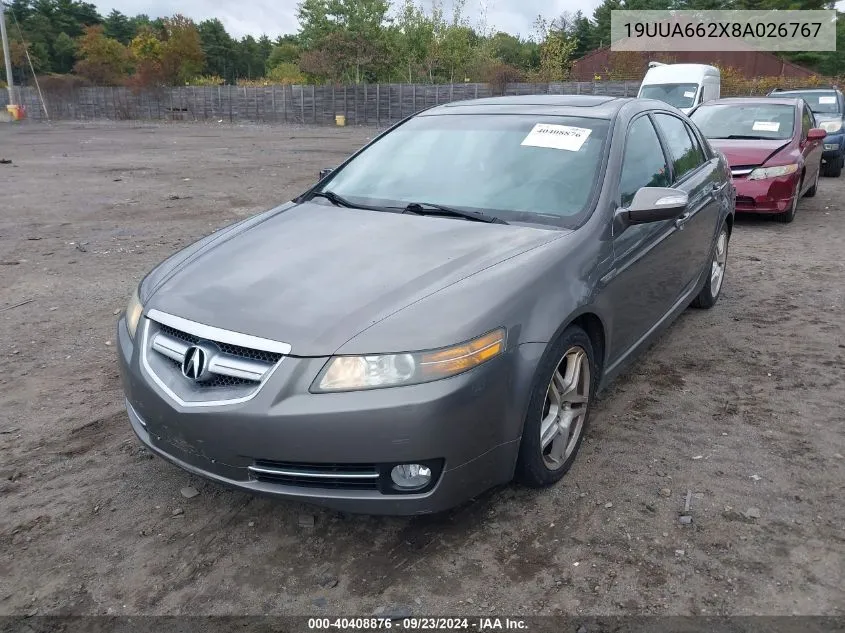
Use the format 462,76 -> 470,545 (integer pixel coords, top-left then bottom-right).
690,103 -> 795,141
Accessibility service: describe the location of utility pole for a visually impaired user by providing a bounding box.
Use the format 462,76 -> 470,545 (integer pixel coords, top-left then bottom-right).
0,0 -> 16,106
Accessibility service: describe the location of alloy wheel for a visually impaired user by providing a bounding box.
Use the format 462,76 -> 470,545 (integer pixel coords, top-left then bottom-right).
540,346 -> 591,470
710,230 -> 728,297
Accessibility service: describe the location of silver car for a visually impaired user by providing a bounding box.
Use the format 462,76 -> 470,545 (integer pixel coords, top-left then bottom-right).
118,96 -> 734,515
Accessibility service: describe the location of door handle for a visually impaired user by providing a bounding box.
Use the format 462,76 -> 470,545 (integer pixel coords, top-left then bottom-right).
675,212 -> 691,229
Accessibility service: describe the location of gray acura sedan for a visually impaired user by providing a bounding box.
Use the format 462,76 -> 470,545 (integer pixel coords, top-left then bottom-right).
117,95 -> 735,515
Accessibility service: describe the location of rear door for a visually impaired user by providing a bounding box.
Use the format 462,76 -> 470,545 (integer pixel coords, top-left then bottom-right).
652,112 -> 720,293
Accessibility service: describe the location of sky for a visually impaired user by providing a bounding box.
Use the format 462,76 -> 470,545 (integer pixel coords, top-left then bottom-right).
90,0 -> 604,40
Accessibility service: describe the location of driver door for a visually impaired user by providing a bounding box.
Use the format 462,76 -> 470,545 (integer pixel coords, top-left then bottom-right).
603,114 -> 688,366
801,103 -> 823,188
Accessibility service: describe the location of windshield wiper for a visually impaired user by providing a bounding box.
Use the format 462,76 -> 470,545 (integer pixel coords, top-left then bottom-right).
400,202 -> 509,225
711,135 -> 774,140
308,190 -> 387,212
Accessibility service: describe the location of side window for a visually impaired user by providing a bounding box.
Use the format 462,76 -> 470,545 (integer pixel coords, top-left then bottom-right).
685,121 -> 708,163
654,113 -> 705,182
802,106 -> 813,138
619,116 -> 671,208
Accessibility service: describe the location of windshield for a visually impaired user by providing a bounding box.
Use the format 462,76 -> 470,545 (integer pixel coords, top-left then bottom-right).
639,83 -> 699,109
770,91 -> 840,114
319,114 -> 610,227
690,103 -> 795,140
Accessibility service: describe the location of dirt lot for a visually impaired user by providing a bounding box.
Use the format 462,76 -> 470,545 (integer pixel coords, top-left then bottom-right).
0,122 -> 843,618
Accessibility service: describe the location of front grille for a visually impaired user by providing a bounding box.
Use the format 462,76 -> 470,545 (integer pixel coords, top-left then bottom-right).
141,310 -> 291,406
158,323 -> 283,365
163,356 -> 254,389
736,195 -> 755,207
248,460 -> 380,490
731,166 -> 755,179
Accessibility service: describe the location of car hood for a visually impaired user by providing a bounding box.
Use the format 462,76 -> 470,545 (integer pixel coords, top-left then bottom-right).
707,138 -> 791,167
145,202 -> 565,356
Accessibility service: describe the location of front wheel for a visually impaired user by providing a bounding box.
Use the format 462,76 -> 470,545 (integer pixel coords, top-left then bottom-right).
692,225 -> 729,309
774,185 -> 799,223
826,155 -> 844,178
515,325 -> 596,488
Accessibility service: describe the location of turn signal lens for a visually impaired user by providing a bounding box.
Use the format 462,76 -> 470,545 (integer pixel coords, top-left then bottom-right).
420,329 -> 505,378
313,329 -> 506,392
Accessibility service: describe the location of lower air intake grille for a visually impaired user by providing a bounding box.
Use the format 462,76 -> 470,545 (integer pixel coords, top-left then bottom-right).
248,460 -> 380,490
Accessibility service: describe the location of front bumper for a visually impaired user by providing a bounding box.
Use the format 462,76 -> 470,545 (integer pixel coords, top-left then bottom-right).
732,173 -> 799,214
117,317 -> 535,515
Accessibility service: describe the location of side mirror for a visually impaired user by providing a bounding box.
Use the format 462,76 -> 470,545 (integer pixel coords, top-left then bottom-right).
807,128 -> 827,141
620,187 -> 689,227
319,167 -> 335,181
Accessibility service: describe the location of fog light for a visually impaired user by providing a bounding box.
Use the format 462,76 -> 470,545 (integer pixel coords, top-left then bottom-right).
390,464 -> 432,490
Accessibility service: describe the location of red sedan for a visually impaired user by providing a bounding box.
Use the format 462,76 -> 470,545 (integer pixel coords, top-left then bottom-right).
690,97 -> 825,223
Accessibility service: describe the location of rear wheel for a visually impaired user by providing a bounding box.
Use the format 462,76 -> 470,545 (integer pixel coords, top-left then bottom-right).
515,325 -> 595,488
823,155 -> 843,177
692,225 -> 729,309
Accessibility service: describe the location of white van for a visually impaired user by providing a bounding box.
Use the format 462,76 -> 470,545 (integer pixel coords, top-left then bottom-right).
637,63 -> 721,115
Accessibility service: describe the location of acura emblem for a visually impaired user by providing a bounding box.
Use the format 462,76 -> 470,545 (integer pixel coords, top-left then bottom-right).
182,345 -> 209,381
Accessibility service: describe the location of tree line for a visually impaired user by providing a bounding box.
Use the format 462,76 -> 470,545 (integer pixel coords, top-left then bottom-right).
1,0 -> 843,90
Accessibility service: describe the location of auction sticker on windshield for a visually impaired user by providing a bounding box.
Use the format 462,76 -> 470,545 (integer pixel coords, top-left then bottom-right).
521,124 -> 592,151
752,121 -> 780,132
819,96 -> 836,104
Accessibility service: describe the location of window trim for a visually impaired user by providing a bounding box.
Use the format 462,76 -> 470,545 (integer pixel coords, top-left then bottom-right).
616,112 -> 673,208
686,118 -> 713,160
652,111 -> 709,185
683,119 -> 708,165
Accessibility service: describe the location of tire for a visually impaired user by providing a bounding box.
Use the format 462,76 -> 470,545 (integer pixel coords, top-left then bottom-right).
823,155 -> 843,178
692,224 -> 729,309
774,184 -> 799,223
805,169 -> 819,197
514,325 -> 596,488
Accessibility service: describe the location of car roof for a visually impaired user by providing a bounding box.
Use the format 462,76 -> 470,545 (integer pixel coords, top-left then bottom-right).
642,64 -> 720,84
772,88 -> 839,93
419,95 -> 633,118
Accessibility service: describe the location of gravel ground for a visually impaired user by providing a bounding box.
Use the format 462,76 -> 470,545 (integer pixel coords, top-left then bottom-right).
0,122 -> 843,617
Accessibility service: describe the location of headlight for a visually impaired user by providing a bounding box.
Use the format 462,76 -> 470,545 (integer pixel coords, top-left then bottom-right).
747,164 -> 799,180
312,329 -> 506,392
820,120 -> 842,134
125,288 -> 143,340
